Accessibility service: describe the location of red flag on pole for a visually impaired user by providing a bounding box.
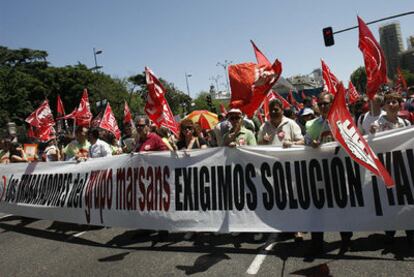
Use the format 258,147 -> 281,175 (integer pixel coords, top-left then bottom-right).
228,41 -> 282,118
263,90 -> 290,121
347,81 -> 360,104
145,67 -> 179,136
123,101 -> 135,128
358,16 -> 387,100
25,100 -> 55,129
59,89 -> 92,127
395,67 -> 408,94
56,95 -> 65,117
272,90 -> 291,109
321,59 -> 339,95
99,103 -> 121,140
327,82 -> 394,187
25,100 -> 56,141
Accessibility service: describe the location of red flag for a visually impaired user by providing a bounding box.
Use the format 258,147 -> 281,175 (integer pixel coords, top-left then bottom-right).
358,16 -> 387,100
347,81 -> 360,104
228,41 -> 282,118
327,82 -> 394,187
59,89 -> 92,127
250,40 -> 271,66
272,90 -> 291,109
219,103 -> 227,116
145,67 -> 179,136
37,126 -> 56,142
301,90 -> 307,100
99,103 -> 121,140
25,100 -> 55,129
287,90 -> 297,106
56,95 -> 65,117
123,101 -> 135,127
395,67 -> 407,94
321,59 -> 339,95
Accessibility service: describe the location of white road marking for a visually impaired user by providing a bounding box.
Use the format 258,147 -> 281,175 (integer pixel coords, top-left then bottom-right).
246,234 -> 278,275
0,214 -> 12,219
72,231 -> 87,237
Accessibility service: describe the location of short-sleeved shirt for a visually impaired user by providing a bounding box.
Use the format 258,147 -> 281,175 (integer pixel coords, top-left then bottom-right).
258,117 -> 303,146
224,126 -> 257,146
89,139 -> 113,158
357,110 -> 386,135
372,115 -> 411,132
304,117 -> 333,145
63,140 -> 91,161
137,133 -> 168,152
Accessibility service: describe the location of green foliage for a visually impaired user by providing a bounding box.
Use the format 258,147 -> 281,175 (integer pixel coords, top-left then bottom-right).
350,66 -> 367,94
400,69 -> 414,87
0,46 -> 143,131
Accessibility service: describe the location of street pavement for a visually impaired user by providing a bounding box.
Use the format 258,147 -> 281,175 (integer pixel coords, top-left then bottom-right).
0,212 -> 413,276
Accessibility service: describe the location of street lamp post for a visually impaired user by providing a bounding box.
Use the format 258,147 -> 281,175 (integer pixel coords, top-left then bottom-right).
209,74 -> 221,93
216,60 -> 232,94
185,72 -> 192,97
92,48 -> 103,71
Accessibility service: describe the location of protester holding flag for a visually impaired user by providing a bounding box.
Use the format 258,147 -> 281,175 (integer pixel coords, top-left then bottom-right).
88,128 -> 112,158
304,91 -> 353,255
121,123 -> 136,153
63,126 -> 90,161
258,99 -> 303,147
223,109 -> 257,147
134,116 -> 168,152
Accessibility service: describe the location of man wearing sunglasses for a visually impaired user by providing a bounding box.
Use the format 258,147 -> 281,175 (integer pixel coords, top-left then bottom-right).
223,109 -> 256,147
134,117 -> 168,152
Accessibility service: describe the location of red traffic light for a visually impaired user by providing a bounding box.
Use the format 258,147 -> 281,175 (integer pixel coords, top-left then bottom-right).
323,27 -> 335,47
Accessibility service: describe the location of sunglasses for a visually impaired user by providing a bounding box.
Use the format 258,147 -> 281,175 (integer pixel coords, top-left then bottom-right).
385,100 -> 399,105
318,102 -> 331,107
229,116 -> 241,121
182,126 -> 193,131
136,124 -> 147,128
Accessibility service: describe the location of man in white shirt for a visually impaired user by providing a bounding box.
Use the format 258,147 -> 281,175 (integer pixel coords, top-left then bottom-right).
357,93 -> 385,135
88,128 -> 112,158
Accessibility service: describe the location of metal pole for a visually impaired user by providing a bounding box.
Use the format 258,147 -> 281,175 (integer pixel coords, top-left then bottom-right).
93,48 -> 98,68
185,73 -> 191,97
333,11 -> 414,35
217,60 -> 232,93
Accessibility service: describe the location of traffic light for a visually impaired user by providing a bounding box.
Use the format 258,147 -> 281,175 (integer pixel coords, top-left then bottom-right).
323,27 -> 335,47
206,95 -> 213,110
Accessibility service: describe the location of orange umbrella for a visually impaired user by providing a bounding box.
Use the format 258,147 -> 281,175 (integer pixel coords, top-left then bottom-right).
184,110 -> 219,129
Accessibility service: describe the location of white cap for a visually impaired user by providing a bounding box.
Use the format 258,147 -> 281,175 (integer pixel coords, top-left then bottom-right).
227,108 -> 242,114
300,108 -> 314,116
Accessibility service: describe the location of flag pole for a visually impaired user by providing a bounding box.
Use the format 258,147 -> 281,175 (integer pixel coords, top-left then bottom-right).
73,118 -> 76,137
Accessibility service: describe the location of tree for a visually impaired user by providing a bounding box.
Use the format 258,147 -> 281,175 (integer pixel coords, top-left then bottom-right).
350,66 -> 367,94
0,46 -> 140,131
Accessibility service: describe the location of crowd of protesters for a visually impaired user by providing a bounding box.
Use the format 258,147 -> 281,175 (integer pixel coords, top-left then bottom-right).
0,86 -> 413,254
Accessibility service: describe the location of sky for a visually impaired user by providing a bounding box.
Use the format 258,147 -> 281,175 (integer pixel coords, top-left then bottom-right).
1,1 -> 414,98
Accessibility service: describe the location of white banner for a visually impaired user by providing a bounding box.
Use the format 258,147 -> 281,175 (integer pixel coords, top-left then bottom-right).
1,127 -> 414,232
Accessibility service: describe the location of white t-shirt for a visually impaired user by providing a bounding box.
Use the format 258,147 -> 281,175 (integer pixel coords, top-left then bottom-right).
89,139 -> 112,158
258,117 -> 303,146
371,115 -> 411,132
358,110 -> 386,135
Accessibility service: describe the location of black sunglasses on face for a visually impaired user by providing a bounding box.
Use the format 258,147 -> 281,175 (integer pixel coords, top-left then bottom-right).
318,102 -> 331,107
182,126 -> 193,131
229,116 -> 241,120
136,124 -> 147,128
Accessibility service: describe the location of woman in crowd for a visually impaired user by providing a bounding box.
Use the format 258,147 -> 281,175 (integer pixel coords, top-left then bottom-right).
176,119 -> 207,150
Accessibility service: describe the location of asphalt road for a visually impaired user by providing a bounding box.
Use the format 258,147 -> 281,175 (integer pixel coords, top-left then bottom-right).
0,212 -> 413,276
